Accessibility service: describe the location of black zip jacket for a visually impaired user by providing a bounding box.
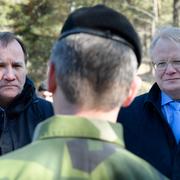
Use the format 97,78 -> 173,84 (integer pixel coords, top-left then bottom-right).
0,77 -> 54,155
118,83 -> 180,180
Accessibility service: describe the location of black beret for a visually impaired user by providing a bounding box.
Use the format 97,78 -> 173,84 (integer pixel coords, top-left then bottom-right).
60,4 -> 141,67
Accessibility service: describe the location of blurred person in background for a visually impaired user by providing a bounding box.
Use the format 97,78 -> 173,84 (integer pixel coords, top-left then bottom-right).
38,81 -> 53,102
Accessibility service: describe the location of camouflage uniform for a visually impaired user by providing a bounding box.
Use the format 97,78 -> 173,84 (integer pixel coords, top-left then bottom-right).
0,115 -> 168,180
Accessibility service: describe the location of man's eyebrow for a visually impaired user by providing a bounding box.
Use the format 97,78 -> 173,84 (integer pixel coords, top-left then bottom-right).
156,59 -> 166,62
12,61 -> 24,65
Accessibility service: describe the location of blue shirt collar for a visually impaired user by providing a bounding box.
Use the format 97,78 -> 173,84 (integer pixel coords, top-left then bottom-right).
161,91 -> 174,106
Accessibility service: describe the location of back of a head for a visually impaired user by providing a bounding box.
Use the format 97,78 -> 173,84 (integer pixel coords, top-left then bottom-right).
38,81 -> 48,92
51,4 -> 141,111
0,32 -> 28,63
150,26 -> 180,59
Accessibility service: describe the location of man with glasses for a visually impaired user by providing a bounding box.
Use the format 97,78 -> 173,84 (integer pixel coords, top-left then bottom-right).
118,26 -> 180,180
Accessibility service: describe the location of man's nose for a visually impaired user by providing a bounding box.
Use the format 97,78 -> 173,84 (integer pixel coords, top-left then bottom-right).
165,63 -> 177,74
4,67 -> 16,80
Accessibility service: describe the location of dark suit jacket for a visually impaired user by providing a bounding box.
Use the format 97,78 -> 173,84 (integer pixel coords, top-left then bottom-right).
118,83 -> 179,179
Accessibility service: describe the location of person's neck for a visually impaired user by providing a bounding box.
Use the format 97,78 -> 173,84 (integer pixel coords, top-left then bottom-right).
53,89 -> 120,123
56,108 -> 119,123
162,90 -> 180,101
53,101 -> 119,123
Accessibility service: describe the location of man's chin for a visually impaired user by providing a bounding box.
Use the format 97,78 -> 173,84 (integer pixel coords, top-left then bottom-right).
163,87 -> 180,99
0,88 -> 23,107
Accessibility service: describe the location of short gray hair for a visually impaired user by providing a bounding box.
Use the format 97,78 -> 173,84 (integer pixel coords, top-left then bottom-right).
50,33 -> 137,111
150,26 -> 180,59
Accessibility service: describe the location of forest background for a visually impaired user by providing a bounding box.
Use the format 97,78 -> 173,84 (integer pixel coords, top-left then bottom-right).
0,0 -> 179,94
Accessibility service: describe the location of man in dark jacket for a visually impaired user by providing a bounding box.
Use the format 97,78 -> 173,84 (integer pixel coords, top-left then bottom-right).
118,26 -> 180,180
0,32 -> 54,155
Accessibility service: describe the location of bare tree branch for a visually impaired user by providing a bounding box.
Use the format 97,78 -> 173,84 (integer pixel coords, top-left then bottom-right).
124,0 -> 154,19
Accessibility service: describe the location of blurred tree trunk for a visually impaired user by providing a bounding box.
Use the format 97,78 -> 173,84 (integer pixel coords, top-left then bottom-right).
152,0 -> 159,35
173,0 -> 180,26
148,0 -> 159,73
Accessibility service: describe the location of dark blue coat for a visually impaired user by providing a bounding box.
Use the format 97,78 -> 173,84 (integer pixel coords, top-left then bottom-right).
0,77 -> 54,155
118,83 -> 180,179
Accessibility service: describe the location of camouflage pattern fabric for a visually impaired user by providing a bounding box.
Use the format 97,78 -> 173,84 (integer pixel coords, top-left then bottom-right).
0,115 -> 169,180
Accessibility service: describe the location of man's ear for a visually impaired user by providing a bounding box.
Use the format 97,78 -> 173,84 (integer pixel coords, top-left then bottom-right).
48,62 -> 57,93
122,76 -> 142,107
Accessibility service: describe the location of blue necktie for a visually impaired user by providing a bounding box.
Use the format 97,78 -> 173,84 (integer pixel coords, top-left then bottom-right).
170,101 -> 180,143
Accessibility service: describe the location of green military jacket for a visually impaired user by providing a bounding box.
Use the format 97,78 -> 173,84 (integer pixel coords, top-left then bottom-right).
0,115 -> 168,180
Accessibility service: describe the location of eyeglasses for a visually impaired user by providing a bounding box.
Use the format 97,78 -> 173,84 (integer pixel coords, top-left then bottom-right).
153,60 -> 180,71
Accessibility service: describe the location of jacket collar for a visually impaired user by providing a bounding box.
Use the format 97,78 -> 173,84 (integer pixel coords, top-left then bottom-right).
33,115 -> 125,148
144,83 -> 162,109
142,83 -> 168,121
